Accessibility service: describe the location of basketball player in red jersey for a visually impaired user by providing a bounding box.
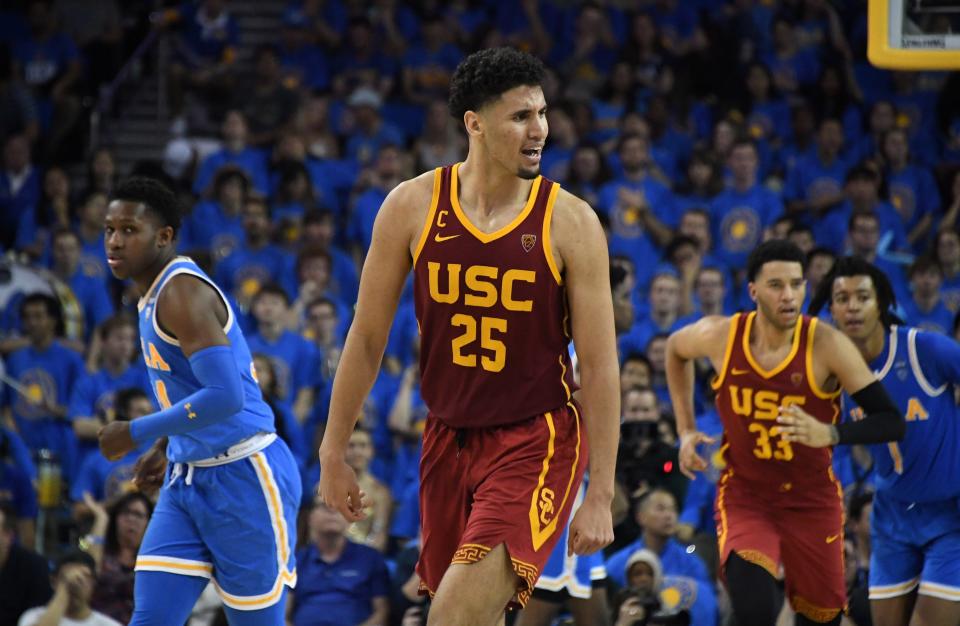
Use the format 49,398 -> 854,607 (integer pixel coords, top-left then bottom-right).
318,47 -> 620,625
665,240 -> 904,626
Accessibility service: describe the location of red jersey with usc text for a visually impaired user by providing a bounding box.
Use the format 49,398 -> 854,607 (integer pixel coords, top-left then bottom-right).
412,163 -> 576,428
713,312 -> 841,491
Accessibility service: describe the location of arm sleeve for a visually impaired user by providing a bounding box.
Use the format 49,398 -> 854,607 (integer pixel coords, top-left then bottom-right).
835,380 -> 905,445
129,345 -> 244,445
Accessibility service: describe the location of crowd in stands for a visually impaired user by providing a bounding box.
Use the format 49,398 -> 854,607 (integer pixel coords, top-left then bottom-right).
2,0 -> 960,624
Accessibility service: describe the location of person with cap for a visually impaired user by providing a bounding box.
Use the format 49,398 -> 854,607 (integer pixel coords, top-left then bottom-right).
343,86 -> 404,166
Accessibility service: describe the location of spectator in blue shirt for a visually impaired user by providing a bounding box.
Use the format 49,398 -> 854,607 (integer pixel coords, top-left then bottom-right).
15,165 -> 72,264
192,110 -> 269,196
742,62 -> 791,146
74,190 -> 109,280
881,128 -> 940,250
248,283 -> 320,422
674,151 -> 724,215
815,164 -> 907,256
598,133 -> 676,289
785,117 -> 849,228
291,248 -> 350,347
616,548 -> 718,626
214,196 -> 296,312
902,256 -> 954,335
0,135 -> 40,250
762,17 -> 820,97
50,229 -> 114,341
605,489 -> 712,589
349,144 -> 406,258
620,270 -> 683,361
711,140 -> 784,272
13,0 -> 82,160
342,88 -> 405,166
847,211 -> 910,305
250,353 -> 306,469
331,17 -> 397,99
179,166 -> 247,263
563,141 -> 611,211
68,315 -> 149,471
850,100 -> 896,165
401,13 -> 463,107
300,209 -> 359,305
163,0 -> 240,125
69,387 -> 153,507
933,229 -> 960,313
1,293 -> 84,484
290,498 -> 390,626
277,10 -> 330,93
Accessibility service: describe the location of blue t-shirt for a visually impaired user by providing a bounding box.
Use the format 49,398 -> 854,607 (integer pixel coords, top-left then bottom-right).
193,147 -> 269,196
710,184 -> 784,269
179,199 -> 244,260
784,152 -> 849,207
214,243 -> 297,304
0,459 -> 37,520
174,1 -> 239,65
0,168 -> 41,249
13,32 -> 79,93
747,99 -> 791,143
292,542 -> 389,626
344,123 -> 405,166
348,187 -> 388,252
886,165 -> 940,243
605,537 -> 712,588
69,441 -> 151,502
65,267 -> 115,340
2,341 -> 85,478
279,41 -> 330,92
247,330 -> 321,406
901,297 -> 954,335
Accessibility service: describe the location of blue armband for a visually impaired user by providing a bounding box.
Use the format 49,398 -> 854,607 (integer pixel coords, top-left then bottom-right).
130,345 -> 244,445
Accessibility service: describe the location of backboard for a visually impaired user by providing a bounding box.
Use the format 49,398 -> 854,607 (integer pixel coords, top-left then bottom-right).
868,0 -> 960,69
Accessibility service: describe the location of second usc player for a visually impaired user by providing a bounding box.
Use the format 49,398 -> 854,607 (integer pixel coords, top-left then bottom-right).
665,240 -> 904,626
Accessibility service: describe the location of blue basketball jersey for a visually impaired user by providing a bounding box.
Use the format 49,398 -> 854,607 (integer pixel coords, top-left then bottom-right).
842,325 -> 960,502
137,256 -> 275,462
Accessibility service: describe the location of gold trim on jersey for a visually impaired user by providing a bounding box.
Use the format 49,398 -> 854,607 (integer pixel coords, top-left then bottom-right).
742,311 -> 802,379
735,549 -> 779,578
412,167 -> 444,266
558,354 -> 571,401
791,594 -> 843,623
450,162 -> 543,243
805,318 -> 843,400
711,313 -> 741,390
542,182 -> 562,285
716,470 -> 731,555
528,405 -> 581,552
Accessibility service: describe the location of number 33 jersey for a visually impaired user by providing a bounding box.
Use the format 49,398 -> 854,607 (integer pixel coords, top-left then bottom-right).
713,311 -> 841,492
412,163 -> 577,428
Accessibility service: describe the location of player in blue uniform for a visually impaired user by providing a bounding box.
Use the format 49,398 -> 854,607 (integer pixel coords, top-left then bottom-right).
810,256 -> 960,626
97,178 -> 301,626
515,479 -> 610,626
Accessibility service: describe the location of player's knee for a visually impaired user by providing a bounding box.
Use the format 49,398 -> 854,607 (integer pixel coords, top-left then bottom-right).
725,553 -> 781,626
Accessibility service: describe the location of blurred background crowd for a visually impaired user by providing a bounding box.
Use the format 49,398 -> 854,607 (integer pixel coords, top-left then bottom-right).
1,0 -> 959,624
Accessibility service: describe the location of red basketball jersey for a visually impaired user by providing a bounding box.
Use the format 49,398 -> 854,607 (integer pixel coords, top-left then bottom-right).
713,312 -> 841,491
412,163 -> 577,428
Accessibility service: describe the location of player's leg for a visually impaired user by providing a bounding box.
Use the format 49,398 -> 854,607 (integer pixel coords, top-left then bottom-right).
129,571 -> 209,625
779,498 -> 845,626
189,441 -> 301,616
427,543 -> 519,626
910,522 -> 960,626
871,595 -> 916,626
512,592 -> 561,626
869,492 -> 924,626
568,587 -> 612,626
726,551 -> 782,626
223,588 -> 288,626
132,468 -> 214,624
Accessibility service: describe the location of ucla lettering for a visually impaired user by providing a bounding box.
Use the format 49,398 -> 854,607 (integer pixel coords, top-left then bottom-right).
142,340 -> 171,372
428,262 -> 536,311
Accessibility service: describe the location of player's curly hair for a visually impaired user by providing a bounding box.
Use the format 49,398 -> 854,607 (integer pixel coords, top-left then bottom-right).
111,176 -> 182,238
448,47 -> 546,120
808,256 -> 904,329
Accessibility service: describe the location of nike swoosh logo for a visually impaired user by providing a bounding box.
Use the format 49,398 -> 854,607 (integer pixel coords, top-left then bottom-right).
731,368 -> 750,375
825,534 -> 840,544
434,233 -> 461,243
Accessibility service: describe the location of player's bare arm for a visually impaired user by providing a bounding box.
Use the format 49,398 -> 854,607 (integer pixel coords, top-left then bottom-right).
98,276 -> 232,461
551,189 -> 619,555
318,172 -> 433,521
778,321 -> 905,447
665,315 -> 730,477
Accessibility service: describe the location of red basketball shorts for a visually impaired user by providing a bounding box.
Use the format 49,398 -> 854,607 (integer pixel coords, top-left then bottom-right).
715,469 -> 846,622
416,401 -> 588,609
